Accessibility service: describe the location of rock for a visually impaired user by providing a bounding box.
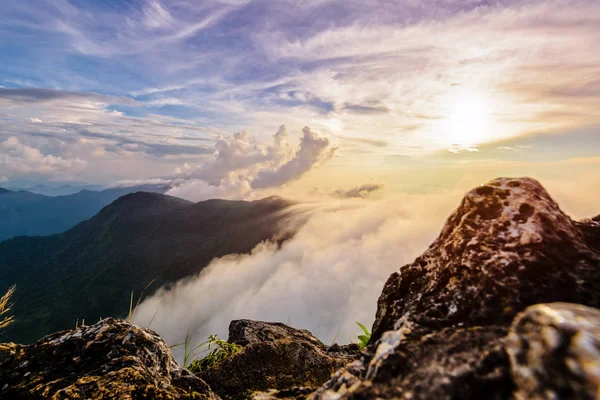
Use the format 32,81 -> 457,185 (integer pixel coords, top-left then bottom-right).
372,177 -> 600,342
309,178 -> 600,400
576,215 -> 600,253
0,318 -> 219,399
507,302 -> 600,400
250,387 -> 315,400
198,320 -> 360,400
310,326 -> 513,400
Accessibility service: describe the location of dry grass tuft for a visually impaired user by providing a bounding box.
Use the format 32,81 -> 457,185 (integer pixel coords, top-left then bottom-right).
0,285 -> 16,330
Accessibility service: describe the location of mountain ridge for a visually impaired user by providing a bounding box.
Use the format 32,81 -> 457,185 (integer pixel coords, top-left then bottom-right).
0,184 -> 169,241
0,192 -> 296,343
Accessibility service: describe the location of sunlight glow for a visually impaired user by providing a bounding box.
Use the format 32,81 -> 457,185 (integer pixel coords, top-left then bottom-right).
441,91 -> 491,147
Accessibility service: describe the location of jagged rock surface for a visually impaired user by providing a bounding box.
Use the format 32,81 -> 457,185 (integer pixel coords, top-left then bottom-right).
373,177 -> 600,341
0,318 -> 218,399
576,215 -> 600,253
311,326 -> 513,400
198,320 -> 360,400
507,302 -> 600,400
310,177 -> 600,400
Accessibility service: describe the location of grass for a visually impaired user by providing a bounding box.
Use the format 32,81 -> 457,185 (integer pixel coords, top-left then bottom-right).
356,322 -> 371,349
127,279 -> 155,321
171,334 -> 242,374
0,285 -> 16,330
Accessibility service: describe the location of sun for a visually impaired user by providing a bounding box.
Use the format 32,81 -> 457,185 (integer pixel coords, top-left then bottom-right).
441,91 -> 491,148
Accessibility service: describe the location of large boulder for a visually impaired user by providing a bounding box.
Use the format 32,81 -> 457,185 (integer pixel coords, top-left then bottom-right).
309,177 -> 600,400
310,326 -> 513,400
372,177 -> 600,341
0,318 -> 218,399
198,320 -> 360,400
507,302 -> 600,400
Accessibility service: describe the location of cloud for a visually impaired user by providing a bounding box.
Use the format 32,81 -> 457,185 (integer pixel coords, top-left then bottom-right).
166,125 -> 336,201
132,190 -> 462,361
342,103 -> 390,115
143,0 -> 175,29
0,88 -> 137,107
335,135 -> 389,148
0,136 -> 87,177
184,126 -> 292,185
167,179 -> 252,202
332,183 -> 385,199
251,127 -> 336,189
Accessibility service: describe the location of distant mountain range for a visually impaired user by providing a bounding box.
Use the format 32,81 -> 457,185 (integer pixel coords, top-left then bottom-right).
18,184 -> 105,197
0,184 -> 169,242
0,192 -> 294,343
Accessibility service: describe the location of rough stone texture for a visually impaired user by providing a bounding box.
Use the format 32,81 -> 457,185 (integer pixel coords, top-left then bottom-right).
308,178 -> 600,400
250,387 -> 315,400
576,215 -> 600,253
310,326 -> 513,400
198,320 -> 360,400
0,318 -> 219,399
372,177 -> 600,342
507,302 -> 600,400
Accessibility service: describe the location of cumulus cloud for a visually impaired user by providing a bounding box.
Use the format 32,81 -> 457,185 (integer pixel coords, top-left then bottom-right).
184,126 -> 291,185
332,183 -> 385,199
166,125 -> 335,201
251,127 -> 336,189
133,190 -> 462,362
0,136 -> 87,177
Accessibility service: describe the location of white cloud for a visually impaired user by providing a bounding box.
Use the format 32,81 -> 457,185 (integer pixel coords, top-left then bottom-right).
166,125 -> 335,201
251,127 -> 336,189
143,0 -> 175,29
29,117 -> 42,123
133,190 -> 462,360
0,136 -> 87,177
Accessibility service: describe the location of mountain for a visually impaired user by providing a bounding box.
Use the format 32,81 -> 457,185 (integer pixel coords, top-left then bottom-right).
0,193 -> 294,343
24,184 -> 105,196
0,184 -> 169,241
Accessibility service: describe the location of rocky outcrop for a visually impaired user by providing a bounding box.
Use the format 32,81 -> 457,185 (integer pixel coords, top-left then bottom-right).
311,326 -> 513,400
507,303 -> 600,400
372,177 -> 600,341
198,320 -> 360,400
310,177 -> 600,399
0,318 -> 218,399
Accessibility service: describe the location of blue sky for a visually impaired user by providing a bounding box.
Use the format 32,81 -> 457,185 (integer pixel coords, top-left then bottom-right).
0,0 -> 599,206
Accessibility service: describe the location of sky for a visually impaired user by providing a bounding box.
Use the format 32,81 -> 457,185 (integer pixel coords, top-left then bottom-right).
0,0 -> 599,213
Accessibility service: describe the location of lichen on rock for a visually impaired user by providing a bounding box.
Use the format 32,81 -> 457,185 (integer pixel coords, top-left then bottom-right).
197,320 -> 360,400
309,177 -> 600,400
507,302 -> 600,400
0,318 -> 219,399
372,177 -> 600,342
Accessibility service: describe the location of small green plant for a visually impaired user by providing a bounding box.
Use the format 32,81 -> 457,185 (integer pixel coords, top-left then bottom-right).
185,334 -> 242,374
356,322 -> 371,349
330,326 -> 341,345
0,285 -> 16,330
